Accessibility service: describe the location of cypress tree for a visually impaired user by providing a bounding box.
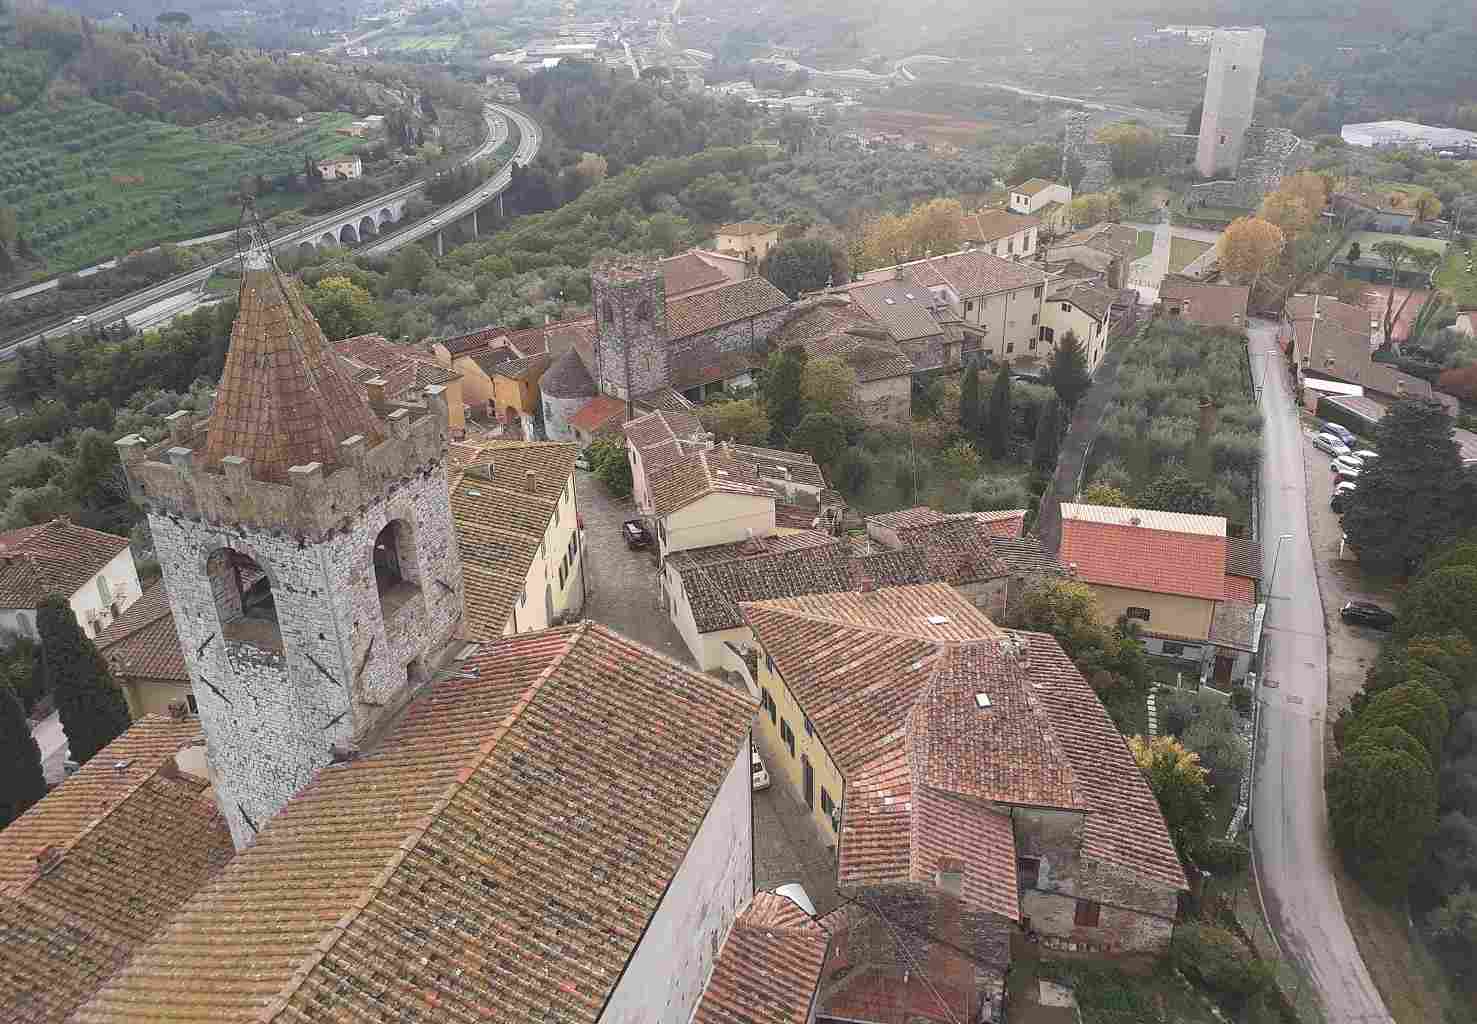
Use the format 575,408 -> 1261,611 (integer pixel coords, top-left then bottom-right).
1033,397 -> 1061,472
987,369 -> 1013,460
960,365 -> 982,437
36,596 -> 130,765
0,683 -> 46,827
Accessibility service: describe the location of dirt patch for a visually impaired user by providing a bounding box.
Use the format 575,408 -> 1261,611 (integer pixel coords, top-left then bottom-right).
860,108 -> 997,146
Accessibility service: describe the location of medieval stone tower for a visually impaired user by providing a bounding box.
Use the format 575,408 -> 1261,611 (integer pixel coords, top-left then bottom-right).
591,255 -> 669,402
1196,26 -> 1267,179
116,246 -> 464,850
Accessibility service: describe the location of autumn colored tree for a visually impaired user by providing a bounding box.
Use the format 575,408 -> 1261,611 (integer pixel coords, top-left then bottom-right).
1129,734 -> 1210,859
1279,172 -> 1328,219
1093,122 -> 1158,178
1082,482 -> 1130,506
1216,217 -> 1285,293
860,197 -> 963,267
1413,190 -> 1443,222
1258,191 -> 1315,240
1067,192 -> 1122,228
800,356 -> 857,419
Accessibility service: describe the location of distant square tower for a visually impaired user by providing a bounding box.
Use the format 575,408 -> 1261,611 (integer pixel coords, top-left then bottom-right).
591,255 -> 669,401
1196,27 -> 1266,179
117,249 -> 464,849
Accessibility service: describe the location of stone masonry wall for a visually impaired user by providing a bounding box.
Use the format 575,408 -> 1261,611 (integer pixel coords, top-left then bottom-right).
593,260 -> 669,400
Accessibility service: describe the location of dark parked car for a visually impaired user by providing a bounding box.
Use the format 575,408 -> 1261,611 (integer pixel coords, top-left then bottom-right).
1340,601 -> 1396,630
622,518 -> 651,550
1319,421 -> 1356,447
1330,484 -> 1357,513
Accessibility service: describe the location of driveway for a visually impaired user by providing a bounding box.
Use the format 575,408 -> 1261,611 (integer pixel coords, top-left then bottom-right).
1038,339 -> 1126,555
751,724 -> 841,917
1247,320 -> 1392,1023
573,470 -> 691,662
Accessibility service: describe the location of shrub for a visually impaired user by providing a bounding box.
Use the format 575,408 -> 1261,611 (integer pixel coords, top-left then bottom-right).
1157,688 -> 1201,737
1198,837 -> 1251,874
968,474 -> 1031,512
1171,924 -> 1274,1007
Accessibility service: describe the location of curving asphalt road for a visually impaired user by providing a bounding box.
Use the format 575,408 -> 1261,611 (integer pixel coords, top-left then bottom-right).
359,105 -> 540,257
1,102 -> 537,355
1248,320 -> 1392,1024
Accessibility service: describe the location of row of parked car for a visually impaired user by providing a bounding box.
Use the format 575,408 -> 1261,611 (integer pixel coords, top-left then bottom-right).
1310,422 -> 1398,631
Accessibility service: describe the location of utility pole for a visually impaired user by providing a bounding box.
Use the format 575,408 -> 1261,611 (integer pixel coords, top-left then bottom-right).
1266,532 -> 1293,600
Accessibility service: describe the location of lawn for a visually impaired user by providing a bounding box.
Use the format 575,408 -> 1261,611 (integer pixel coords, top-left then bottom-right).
1134,229 -> 1153,260
1180,205 -> 1252,223
1435,237 -> 1477,306
1347,230 -> 1449,258
0,99 -> 361,275
379,32 -> 465,51
1169,236 -> 1213,273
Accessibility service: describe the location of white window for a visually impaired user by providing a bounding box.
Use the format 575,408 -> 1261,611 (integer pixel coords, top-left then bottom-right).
96,575 -> 112,607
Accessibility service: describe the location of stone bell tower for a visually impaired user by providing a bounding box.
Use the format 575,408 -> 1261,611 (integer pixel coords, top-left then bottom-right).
116,240 -> 463,850
591,255 -> 669,403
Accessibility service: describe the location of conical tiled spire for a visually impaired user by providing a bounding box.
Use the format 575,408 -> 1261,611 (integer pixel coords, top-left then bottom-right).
203,265 -> 385,483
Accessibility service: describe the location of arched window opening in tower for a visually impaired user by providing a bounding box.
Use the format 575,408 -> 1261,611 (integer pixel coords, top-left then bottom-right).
374,519 -> 422,621
208,548 -> 282,654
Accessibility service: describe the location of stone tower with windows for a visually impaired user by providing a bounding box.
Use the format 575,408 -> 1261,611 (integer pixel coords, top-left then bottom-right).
116,245 -> 464,850
1196,26 -> 1267,179
591,255 -> 669,401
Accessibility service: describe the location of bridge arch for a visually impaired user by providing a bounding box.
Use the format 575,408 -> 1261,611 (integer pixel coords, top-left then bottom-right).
378,207 -> 395,226
338,223 -> 358,245
298,240 -> 316,256
320,232 -> 338,248
358,215 -> 377,238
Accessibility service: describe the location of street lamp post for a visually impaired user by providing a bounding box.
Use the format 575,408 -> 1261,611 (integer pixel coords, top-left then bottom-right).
1266,533 -> 1294,601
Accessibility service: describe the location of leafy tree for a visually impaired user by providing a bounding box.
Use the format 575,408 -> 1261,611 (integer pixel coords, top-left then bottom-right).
1019,577 -> 1109,661
1182,705 -> 1248,785
1371,242 -> 1443,344
680,173 -> 736,222
968,474 -> 1031,512
1348,241 -> 1361,263
1139,469 -> 1217,515
1009,143 -> 1061,186
0,682 -> 46,828
1344,681 -> 1450,764
763,238 -> 836,298
1032,397 -> 1061,473
800,356 -> 857,419
1171,924 -> 1274,1008
986,369 -> 1012,459
1067,192 -> 1122,228
1344,400 -> 1468,572
1257,191 -> 1315,240
36,596 -> 130,765
697,398 -> 770,445
386,245 -> 433,293
937,440 -> 983,482
1428,886 -> 1477,976
860,197 -> 963,267
304,276 -> 379,341
1129,734 -> 1210,860
1082,482 -> 1130,506
1044,330 -> 1091,411
0,206 -> 18,247
1328,742 -> 1438,896
1350,724 -> 1434,773
586,437 -> 632,497
960,366 -> 982,438
789,412 -> 847,469
1094,122 -> 1158,178
1216,217 -> 1284,293
1413,190 -> 1443,222
762,344 -> 808,444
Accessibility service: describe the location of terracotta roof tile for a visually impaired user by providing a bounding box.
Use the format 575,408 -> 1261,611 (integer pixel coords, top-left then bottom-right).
1059,503 -> 1229,602
1226,537 -> 1262,579
911,786 -> 1020,920
692,891 -> 829,1024
1159,280 -> 1250,327
645,447 -> 776,517
95,579 -> 186,684
0,716 -> 233,1024
0,520 -> 130,609
769,301 -> 914,382
623,409 -> 704,455
567,395 -> 629,434
633,386 -> 698,415
960,208 -> 1040,243
844,280 -> 944,343
490,351 -> 553,381
1049,280 -> 1117,323
991,537 -> 1065,574
900,249 -> 1049,298
74,624 -> 757,1024
204,269 -> 386,483
1058,222 -> 1140,257
666,277 -> 789,339
671,539 -> 855,632
717,221 -> 778,236
541,348 -> 598,398
449,440 -> 578,639
669,346 -> 769,389
335,334 -> 456,397
662,251 -> 733,297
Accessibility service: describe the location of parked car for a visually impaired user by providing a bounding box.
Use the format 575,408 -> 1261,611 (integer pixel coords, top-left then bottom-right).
1319,421 -> 1357,446
1351,449 -> 1378,462
774,882 -> 816,916
1341,601 -> 1396,630
1330,482 -> 1357,513
1331,455 -> 1363,476
1312,432 -> 1351,457
1333,468 -> 1361,488
751,749 -> 770,791
621,518 -> 651,550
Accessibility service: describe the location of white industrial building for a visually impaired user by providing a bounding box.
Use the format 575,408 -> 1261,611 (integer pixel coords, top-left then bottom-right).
1340,120 -> 1477,152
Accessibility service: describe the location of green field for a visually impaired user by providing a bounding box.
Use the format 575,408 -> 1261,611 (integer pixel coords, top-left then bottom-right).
1135,229 -> 1153,259
378,32 -> 465,51
1436,237 -> 1477,305
1169,236 -> 1213,273
0,100 -> 362,274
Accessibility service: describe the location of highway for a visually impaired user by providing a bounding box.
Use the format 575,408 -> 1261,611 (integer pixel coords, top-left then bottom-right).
362,106 -> 539,258
1,102 -> 538,356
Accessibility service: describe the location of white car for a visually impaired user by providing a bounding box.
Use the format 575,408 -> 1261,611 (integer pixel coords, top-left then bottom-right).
1331,455 -> 1363,475
751,749 -> 770,791
1312,432 -> 1351,457
1352,449 -> 1378,462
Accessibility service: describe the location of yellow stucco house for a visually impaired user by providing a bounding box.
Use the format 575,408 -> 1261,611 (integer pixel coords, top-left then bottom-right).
1040,281 -> 1118,374
450,440 -> 585,636
714,222 -> 780,263
97,579 -> 194,719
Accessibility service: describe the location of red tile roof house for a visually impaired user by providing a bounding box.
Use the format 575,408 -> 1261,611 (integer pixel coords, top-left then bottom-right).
1059,503 -> 1262,687
0,518 -> 143,641
739,584 -> 1189,1020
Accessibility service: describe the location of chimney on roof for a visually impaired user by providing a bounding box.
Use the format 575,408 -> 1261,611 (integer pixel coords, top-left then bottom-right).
365,377 -> 388,406
35,845 -> 61,875
525,469 -> 537,494
1129,516 -> 1141,526
859,573 -> 876,594
330,742 -> 360,764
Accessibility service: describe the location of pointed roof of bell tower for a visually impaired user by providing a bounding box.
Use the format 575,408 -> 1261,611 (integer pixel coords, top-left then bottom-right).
203,216 -> 384,484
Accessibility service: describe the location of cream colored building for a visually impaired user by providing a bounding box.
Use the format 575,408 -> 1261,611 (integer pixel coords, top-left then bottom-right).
1059,503 -> 1261,686
898,249 -> 1051,365
317,155 -> 363,180
0,519 -> 142,640
714,222 -> 780,263
449,440 -> 585,636
1009,178 -> 1072,216
97,579 -> 193,719
1040,281 -> 1117,374
960,209 -> 1042,260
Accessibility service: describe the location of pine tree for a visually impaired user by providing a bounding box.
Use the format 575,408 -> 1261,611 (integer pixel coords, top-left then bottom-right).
36,596 -> 130,765
960,365 -> 982,436
987,369 -> 1012,459
0,683 -> 46,828
1045,330 -> 1092,412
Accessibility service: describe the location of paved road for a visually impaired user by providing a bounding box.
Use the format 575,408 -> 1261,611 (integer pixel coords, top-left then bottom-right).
1248,320 -> 1392,1024
1,102 -> 536,356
